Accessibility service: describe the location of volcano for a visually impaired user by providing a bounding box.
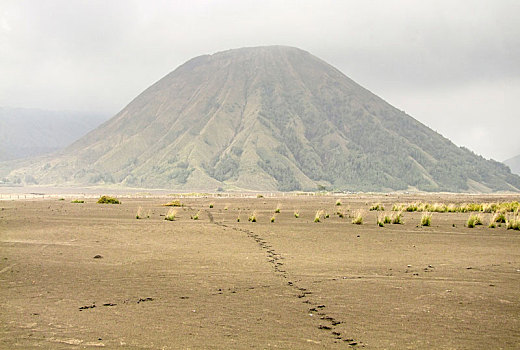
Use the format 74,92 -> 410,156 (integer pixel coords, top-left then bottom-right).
5,46 -> 519,192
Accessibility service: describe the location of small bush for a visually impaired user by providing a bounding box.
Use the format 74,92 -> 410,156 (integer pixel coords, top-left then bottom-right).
376,215 -> 385,227
163,200 -> 182,207
336,199 -> 342,206
370,203 -> 384,211
209,203 -> 214,208
383,215 -> 392,224
420,212 -> 432,226
270,215 -> 275,223
58,198 -> 65,201
275,204 -> 281,213
97,195 -> 120,204
352,211 -> 363,225
71,199 -> 84,203
294,210 -> 300,218
466,214 -> 482,228
165,208 -> 176,221
191,211 -> 200,220
336,210 -> 344,218
248,212 -> 257,222
256,194 -> 264,198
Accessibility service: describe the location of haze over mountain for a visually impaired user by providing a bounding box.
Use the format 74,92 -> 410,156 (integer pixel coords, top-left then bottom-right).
0,107 -> 109,161
3,46 -> 519,192
504,155 -> 520,176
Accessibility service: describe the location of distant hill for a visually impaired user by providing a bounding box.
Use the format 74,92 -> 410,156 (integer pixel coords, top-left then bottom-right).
0,107 -> 109,161
504,155 -> 520,176
2,46 -> 519,192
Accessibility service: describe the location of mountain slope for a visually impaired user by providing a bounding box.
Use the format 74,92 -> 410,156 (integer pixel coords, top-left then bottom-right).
0,107 -> 109,161
504,155 -> 520,176
4,46 -> 520,192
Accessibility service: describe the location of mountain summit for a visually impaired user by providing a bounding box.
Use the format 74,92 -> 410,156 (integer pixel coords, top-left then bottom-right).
5,46 -> 520,192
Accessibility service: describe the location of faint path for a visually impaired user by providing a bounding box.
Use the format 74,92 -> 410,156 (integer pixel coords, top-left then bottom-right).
205,209 -> 362,347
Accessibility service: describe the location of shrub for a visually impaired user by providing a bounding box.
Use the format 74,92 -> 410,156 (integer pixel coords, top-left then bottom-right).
97,195 -> 120,204
294,210 -> 300,218
383,215 -> 392,224
209,203 -> 214,208
336,210 -> 344,218
336,199 -> 342,206
376,215 -> 385,227
370,203 -> 384,211
352,211 -> 363,225
391,211 -> 403,224
466,214 -> 482,228
256,194 -> 264,198
270,215 -> 275,223
248,212 -> 257,222
420,212 -> 432,226
163,200 -> 182,207
275,204 -> 281,213
71,199 -> 84,203
165,208 -> 176,221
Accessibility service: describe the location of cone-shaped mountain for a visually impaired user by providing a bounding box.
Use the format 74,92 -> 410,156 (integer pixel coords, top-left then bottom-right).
8,46 -> 520,192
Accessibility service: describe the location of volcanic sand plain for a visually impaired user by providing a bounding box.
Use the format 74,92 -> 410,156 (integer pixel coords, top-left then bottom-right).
1,193 -> 519,349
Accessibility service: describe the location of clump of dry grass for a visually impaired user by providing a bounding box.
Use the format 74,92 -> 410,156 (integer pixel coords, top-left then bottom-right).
506,215 -> 520,230
136,206 -> 143,219
314,210 -> 324,223
466,214 -> 483,228
294,210 -> 300,218
97,195 -> 120,204
352,211 -> 363,225
248,212 -> 257,222
420,212 -> 432,226
369,203 -> 384,211
163,200 -> 182,207
391,211 -> 403,224
376,215 -> 385,227
336,199 -> 342,206
191,210 -> 200,220
165,208 -> 176,221
275,203 -> 281,213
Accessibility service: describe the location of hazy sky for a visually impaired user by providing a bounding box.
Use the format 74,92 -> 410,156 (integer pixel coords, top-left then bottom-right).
1,0 -> 519,161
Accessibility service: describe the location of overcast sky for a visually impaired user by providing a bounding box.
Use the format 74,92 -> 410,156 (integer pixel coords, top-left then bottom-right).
1,0 -> 519,161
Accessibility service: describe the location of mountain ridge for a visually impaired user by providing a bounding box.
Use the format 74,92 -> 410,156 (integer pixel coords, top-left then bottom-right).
3,46 -> 519,192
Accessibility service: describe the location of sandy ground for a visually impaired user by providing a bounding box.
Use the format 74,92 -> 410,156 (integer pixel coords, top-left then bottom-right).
1,193 -> 519,349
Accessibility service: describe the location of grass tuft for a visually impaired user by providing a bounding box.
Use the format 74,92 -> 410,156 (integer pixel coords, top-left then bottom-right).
336,199 -> 342,206
163,200 -> 182,207
165,208 -> 176,221
314,210 -> 324,223
391,211 -> 403,224
97,195 -> 120,204
369,203 -> 384,211
248,212 -> 257,223
294,210 -> 300,218
420,212 -> 432,226
352,211 -> 363,225
71,199 -> 84,203
466,214 -> 482,228
506,215 -> 520,230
